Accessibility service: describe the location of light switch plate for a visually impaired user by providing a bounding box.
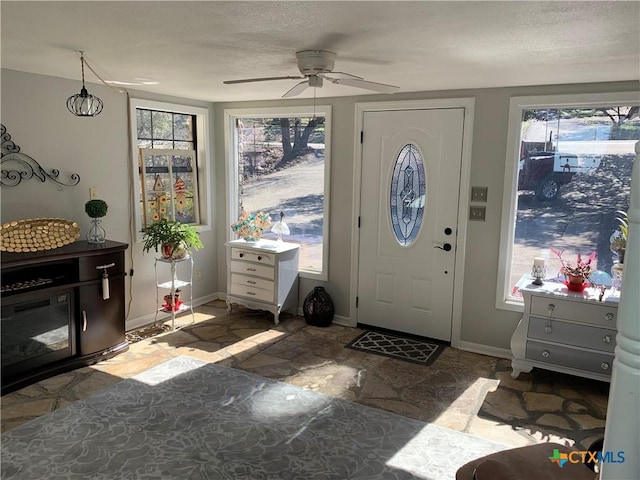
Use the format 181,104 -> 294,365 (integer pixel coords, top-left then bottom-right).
469,205 -> 486,221
471,186 -> 488,202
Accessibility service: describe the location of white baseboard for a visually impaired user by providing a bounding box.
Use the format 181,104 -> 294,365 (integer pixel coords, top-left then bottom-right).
128,298 -> 507,362
294,307 -> 352,327
332,314 -> 353,327
458,341 -> 512,360
127,292 -> 352,332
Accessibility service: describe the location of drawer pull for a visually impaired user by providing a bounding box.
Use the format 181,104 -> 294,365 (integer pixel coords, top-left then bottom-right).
605,313 -> 614,321
547,303 -> 555,313
247,280 -> 257,285
601,362 -> 610,371
246,291 -> 256,296
603,335 -> 612,344
545,325 -> 553,334
542,350 -> 550,358
257,255 -> 262,261
246,268 -> 257,272
239,253 -> 244,258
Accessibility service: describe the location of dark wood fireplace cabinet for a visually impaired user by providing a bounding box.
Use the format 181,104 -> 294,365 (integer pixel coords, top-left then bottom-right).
1,240 -> 129,395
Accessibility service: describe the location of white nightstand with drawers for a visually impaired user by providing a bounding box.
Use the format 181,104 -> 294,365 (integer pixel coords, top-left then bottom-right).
511,278 -> 619,382
225,240 -> 299,325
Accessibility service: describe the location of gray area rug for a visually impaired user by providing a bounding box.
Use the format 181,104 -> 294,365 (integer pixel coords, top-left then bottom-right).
1,356 -> 506,479
346,330 -> 445,366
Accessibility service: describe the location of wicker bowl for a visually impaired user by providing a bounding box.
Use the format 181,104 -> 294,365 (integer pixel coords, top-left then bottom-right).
0,218 -> 81,252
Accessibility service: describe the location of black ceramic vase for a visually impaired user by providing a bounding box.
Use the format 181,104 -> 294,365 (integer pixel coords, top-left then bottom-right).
303,286 -> 335,327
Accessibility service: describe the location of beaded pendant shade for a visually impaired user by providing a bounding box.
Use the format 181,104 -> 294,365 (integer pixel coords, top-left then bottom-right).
66,53 -> 103,117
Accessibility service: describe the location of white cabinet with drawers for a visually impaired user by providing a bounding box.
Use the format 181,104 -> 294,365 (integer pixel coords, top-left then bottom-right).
510,279 -> 620,382
225,240 -> 299,325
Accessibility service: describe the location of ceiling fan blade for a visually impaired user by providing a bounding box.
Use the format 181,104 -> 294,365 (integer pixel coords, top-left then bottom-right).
330,77 -> 399,94
320,71 -> 363,80
223,76 -> 304,85
282,80 -> 309,98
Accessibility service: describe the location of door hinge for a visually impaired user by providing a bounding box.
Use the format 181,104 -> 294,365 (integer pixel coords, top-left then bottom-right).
358,216 -> 361,228
356,296 -> 359,308
360,131 -> 363,143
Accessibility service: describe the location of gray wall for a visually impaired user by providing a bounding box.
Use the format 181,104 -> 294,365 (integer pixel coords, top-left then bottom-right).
2,68 -> 636,350
215,81 -> 638,352
0,69 -> 217,326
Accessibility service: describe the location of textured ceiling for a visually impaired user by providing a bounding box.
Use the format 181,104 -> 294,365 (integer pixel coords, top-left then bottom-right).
1,1 -> 639,102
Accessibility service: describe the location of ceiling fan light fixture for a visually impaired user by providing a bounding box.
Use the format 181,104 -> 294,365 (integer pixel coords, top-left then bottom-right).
66,53 -> 104,117
295,50 -> 336,74
224,49 -> 399,98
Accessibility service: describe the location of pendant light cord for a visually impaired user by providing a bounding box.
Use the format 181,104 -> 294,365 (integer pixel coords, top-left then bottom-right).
313,83 -> 317,120
79,52 -> 126,94
80,53 -> 86,87
75,51 -> 134,320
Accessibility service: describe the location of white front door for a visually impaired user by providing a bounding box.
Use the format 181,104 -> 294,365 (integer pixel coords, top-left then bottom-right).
357,108 -> 464,341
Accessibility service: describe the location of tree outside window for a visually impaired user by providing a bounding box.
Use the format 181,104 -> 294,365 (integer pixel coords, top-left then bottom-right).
229,110 -> 330,278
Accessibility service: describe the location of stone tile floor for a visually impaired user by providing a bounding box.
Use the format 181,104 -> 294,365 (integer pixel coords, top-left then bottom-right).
1,300 -> 609,450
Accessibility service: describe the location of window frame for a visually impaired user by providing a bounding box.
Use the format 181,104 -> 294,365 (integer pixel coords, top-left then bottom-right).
224,106 -> 332,280
129,98 -> 211,242
497,91 -> 639,312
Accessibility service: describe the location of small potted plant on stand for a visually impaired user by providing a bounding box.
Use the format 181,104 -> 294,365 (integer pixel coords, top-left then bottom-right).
163,289 -> 182,311
142,218 -> 203,259
85,199 -> 108,243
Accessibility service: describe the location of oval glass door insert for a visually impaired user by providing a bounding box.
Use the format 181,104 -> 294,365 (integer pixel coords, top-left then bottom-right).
390,144 -> 426,246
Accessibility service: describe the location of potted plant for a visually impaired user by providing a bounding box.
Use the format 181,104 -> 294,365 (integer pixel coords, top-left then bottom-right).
142,218 -> 203,259
163,289 -> 182,311
85,199 -> 108,243
550,248 -> 596,291
610,210 -> 628,264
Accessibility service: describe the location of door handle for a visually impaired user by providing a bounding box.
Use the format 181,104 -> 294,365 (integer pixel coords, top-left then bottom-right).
435,243 -> 452,251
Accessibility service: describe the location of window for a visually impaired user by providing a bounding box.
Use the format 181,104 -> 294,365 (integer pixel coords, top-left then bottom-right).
497,93 -> 639,311
130,99 -> 210,239
138,149 -> 198,225
225,107 -> 331,279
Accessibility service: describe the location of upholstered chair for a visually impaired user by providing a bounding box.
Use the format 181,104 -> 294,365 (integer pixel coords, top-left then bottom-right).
455,442 -> 598,480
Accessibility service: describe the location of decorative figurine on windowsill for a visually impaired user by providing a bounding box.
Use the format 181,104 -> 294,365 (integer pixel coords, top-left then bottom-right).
271,211 -> 290,242
531,257 -> 546,286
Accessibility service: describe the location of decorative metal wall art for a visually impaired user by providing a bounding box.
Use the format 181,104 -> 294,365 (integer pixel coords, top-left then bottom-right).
1,124 -> 80,187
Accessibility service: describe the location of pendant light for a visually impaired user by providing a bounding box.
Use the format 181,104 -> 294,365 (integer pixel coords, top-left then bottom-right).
66,52 -> 103,117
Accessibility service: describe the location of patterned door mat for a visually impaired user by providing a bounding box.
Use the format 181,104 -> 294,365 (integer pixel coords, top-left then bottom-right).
346,330 -> 446,366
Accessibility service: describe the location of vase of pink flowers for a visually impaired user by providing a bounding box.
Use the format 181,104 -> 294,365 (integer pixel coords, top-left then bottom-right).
230,210 -> 272,242
551,248 -> 597,292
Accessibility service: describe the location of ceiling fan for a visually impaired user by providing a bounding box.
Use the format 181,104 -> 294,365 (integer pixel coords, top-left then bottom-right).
223,50 -> 399,97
